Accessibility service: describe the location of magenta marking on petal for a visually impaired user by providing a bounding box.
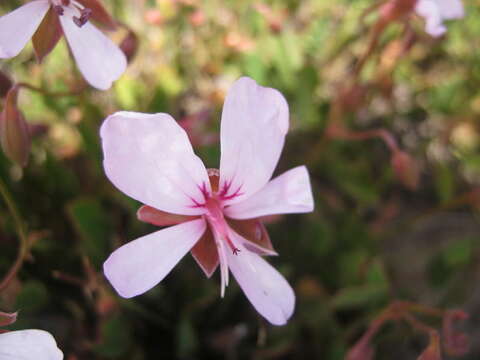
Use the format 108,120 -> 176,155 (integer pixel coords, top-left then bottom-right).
218,179 -> 232,198
198,181 -> 210,201
221,185 -> 244,202
219,180 -> 244,202
188,196 -> 205,208
188,182 -> 211,208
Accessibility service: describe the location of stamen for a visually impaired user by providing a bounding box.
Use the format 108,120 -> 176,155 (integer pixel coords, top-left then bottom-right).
225,236 -> 240,255
71,0 -> 85,9
61,0 -> 70,6
53,5 -> 64,16
216,236 -> 229,298
73,8 -> 92,27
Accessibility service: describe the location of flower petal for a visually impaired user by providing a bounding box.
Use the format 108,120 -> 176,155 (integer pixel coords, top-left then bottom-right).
0,329 -> 63,360
104,218 -> 207,298
0,0 -> 50,58
101,111 -> 211,216
59,7 -> 126,90
416,0 -> 453,36
219,77 -> 289,205
434,0 -> 464,20
225,166 -> 314,220
227,240 -> 295,326
137,205 -> 196,226
191,227 -> 219,278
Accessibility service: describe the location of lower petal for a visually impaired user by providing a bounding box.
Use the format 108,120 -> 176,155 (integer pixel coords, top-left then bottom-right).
227,242 -> 295,326
0,0 -> 50,58
104,218 -> 206,298
0,329 -> 63,360
60,7 -> 126,90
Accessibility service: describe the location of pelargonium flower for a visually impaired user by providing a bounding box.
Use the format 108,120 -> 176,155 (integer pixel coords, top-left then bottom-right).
0,329 -> 63,359
0,0 -> 127,90
415,0 -> 464,36
101,77 -> 314,325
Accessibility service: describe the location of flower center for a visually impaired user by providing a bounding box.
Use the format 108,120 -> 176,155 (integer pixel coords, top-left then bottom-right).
51,0 -> 92,27
204,197 -> 240,255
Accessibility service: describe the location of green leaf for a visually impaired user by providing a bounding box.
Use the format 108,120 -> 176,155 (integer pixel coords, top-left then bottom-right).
67,197 -> 111,268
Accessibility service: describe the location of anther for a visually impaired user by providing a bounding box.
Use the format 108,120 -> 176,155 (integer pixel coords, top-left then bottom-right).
61,0 -> 70,6
225,236 -> 240,256
53,5 -> 64,16
73,8 -> 92,27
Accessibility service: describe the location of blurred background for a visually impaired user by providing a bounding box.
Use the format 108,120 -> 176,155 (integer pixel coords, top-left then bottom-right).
0,0 -> 479,359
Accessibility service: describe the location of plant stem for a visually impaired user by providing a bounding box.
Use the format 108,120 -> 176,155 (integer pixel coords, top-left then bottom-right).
0,176 -> 29,292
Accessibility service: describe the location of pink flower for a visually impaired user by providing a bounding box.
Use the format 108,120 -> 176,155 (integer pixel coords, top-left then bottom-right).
415,0 -> 464,36
0,0 -> 127,90
101,77 -> 314,325
0,329 -> 63,359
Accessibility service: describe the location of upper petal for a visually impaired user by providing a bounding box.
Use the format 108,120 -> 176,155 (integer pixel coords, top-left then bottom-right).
59,7 -> 126,90
225,166 -> 314,220
0,0 -> 50,58
104,218 -> 207,298
227,238 -> 295,326
219,77 -> 289,205
101,111 -> 211,216
0,329 -> 63,360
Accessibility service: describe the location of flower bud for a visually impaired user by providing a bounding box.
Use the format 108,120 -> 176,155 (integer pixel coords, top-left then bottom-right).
120,29 -> 139,63
345,339 -> 374,360
391,151 -> 419,190
0,86 -> 31,167
0,70 -> 12,98
418,332 -> 441,360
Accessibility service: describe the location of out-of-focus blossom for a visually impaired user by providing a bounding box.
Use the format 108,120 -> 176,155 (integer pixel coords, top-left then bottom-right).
0,329 -> 63,360
178,109 -> 218,147
0,0 -> 127,90
224,32 -> 255,53
189,9 -> 205,27
415,0 -> 464,37
101,77 -> 314,325
119,28 -> 139,63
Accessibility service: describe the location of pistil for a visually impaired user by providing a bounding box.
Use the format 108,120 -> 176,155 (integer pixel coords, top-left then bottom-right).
204,198 -> 240,255
50,0 -> 93,28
